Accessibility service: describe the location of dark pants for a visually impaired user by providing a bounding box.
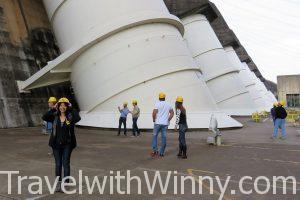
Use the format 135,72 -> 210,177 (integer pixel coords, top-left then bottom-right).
118,117 -> 127,135
52,145 -> 72,182
178,124 -> 188,155
132,117 -> 140,136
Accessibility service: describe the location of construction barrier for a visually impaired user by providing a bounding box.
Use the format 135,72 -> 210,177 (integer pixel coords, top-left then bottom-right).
252,112 -> 261,122
259,111 -> 269,118
286,110 -> 300,123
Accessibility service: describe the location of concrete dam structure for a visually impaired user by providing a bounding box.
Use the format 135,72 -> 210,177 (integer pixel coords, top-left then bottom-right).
19,0 -> 243,128
0,0 -> 277,128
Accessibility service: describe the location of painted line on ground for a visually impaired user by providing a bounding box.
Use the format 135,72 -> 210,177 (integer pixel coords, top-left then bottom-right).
263,118 -> 269,123
0,193 -> 19,200
137,167 -> 230,199
234,156 -> 300,165
187,169 -> 232,200
221,144 -> 300,152
25,170 -> 107,200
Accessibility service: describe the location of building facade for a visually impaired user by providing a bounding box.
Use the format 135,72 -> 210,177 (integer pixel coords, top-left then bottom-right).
277,75 -> 300,109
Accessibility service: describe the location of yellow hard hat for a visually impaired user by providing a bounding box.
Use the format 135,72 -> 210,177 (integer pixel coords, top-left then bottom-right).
123,102 -> 128,106
159,92 -> 166,99
279,101 -> 285,106
176,96 -> 183,103
132,100 -> 138,104
58,97 -> 70,104
48,97 -> 57,103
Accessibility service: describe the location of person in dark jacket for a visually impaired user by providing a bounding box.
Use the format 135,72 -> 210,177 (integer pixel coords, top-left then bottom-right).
42,97 -> 81,192
272,101 -> 287,140
174,96 -> 188,159
270,102 -> 278,125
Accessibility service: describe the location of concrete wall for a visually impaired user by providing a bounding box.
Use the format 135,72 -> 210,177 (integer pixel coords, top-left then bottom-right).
277,75 -> 300,108
0,0 -> 72,128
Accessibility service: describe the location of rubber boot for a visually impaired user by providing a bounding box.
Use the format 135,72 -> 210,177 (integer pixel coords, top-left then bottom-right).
182,146 -> 187,159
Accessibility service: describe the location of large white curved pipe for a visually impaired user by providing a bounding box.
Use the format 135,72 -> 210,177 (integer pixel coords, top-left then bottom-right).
41,0 -> 241,128
256,80 -> 274,110
249,71 -> 272,111
224,47 -> 262,111
182,15 -> 256,116
240,63 -> 268,111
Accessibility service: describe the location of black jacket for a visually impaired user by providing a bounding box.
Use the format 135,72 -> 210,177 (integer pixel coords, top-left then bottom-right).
42,108 -> 81,149
270,107 -> 276,119
275,106 -> 287,120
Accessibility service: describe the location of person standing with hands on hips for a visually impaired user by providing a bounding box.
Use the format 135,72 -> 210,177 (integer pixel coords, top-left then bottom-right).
151,92 -> 174,157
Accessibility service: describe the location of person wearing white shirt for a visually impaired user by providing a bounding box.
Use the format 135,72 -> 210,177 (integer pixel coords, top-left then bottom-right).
151,92 -> 174,157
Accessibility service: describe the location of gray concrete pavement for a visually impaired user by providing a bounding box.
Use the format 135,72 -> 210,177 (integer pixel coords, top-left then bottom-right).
0,117 -> 299,199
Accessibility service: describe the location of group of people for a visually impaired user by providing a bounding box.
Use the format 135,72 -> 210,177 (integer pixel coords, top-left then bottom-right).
42,92 -> 293,193
151,93 -> 188,159
117,92 -> 188,158
117,100 -> 140,136
42,93 -> 188,192
270,101 -> 288,140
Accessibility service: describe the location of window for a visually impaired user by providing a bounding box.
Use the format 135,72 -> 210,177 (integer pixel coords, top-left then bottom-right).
286,94 -> 300,107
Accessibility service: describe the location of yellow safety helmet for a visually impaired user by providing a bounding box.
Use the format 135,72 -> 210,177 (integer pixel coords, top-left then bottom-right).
159,92 -> 166,99
48,97 -> 57,103
132,100 -> 138,104
123,102 -> 128,106
176,96 -> 184,103
279,101 -> 285,106
58,97 -> 70,104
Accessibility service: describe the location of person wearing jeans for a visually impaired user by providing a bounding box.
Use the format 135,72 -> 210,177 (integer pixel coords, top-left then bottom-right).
273,119 -> 286,139
152,124 -> 168,155
151,92 -> 174,157
118,102 -> 130,136
272,101 -> 287,140
52,145 -> 72,183
42,97 -> 81,192
174,96 -> 188,159
131,100 -> 140,136
43,97 -> 57,135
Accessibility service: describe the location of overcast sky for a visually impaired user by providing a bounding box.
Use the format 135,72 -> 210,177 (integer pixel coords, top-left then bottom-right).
210,0 -> 300,83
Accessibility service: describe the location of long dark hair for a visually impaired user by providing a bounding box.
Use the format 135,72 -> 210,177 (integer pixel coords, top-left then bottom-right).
175,102 -> 183,110
57,102 -> 71,117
